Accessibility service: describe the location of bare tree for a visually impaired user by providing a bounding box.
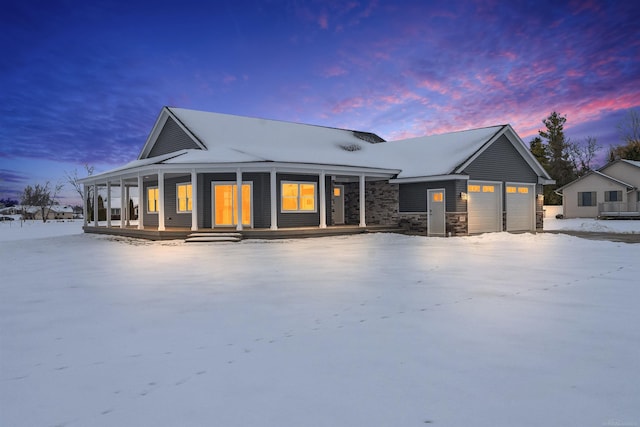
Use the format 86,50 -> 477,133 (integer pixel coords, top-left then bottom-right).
568,136 -> 601,177
21,182 -> 64,222
609,109 -> 640,161
618,109 -> 640,145
64,164 -> 95,220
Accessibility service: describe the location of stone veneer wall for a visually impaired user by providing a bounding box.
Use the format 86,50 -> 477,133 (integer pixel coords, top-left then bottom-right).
446,212 -> 468,236
536,211 -> 544,230
536,184 -> 544,230
398,213 -> 427,233
343,181 -> 399,226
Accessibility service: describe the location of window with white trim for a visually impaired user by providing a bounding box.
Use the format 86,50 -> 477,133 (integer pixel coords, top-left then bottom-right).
176,183 -> 192,213
281,182 -> 316,212
147,187 -> 159,213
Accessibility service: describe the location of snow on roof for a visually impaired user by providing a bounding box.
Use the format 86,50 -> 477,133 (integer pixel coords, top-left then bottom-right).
166,107 -> 387,168
84,108 -> 529,181
621,159 -> 640,169
363,125 -> 504,178
164,108 -> 504,178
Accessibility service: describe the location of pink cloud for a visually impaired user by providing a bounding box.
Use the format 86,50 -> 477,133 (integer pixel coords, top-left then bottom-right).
322,65 -> 347,78
318,14 -> 328,29
565,69 -> 584,78
332,96 -> 365,114
222,74 -> 237,84
569,0 -> 601,15
417,79 -> 449,95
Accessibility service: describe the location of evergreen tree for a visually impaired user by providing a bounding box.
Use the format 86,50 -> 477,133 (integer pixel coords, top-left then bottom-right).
529,136 -> 549,170
533,112 -> 576,205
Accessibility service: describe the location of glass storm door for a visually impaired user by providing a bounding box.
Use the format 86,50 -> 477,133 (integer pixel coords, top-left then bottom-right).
213,183 -> 251,227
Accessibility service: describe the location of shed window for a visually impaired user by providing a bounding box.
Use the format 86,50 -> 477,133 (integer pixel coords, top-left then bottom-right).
578,191 -> 596,207
147,187 -> 159,213
176,183 -> 192,213
282,182 -> 316,212
605,191 -> 622,202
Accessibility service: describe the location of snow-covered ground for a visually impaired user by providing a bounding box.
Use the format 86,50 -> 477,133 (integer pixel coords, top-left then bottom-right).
1,222 -> 639,427
544,217 -> 640,234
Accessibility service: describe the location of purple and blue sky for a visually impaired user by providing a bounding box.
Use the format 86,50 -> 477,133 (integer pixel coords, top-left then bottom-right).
2,0 -> 639,205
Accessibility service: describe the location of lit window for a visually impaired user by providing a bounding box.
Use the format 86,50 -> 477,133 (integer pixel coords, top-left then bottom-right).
578,191 -> 596,206
518,187 -> 529,194
468,185 -> 481,192
147,187 -> 159,213
506,186 -> 516,193
176,183 -> 192,212
482,185 -> 495,193
282,182 -> 316,212
334,187 -> 341,197
432,192 -> 443,202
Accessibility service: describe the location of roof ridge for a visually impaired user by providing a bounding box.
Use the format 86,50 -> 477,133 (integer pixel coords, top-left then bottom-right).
167,106 -> 384,141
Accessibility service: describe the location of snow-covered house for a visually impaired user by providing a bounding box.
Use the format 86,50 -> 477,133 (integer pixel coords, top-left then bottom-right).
555,159 -> 640,218
0,205 -> 74,220
79,107 -> 553,239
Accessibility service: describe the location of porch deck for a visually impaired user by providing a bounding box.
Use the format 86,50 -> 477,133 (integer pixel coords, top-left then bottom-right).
82,224 -> 405,241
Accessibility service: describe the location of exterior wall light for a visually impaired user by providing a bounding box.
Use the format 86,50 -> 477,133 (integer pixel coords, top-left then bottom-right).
460,192 -> 468,201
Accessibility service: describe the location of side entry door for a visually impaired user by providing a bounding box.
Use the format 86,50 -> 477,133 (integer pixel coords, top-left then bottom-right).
427,189 -> 445,236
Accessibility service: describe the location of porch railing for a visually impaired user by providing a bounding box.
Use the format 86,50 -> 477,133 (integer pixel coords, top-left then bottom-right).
598,201 -> 640,216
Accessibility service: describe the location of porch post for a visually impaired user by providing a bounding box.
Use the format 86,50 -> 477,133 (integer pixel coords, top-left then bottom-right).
319,170 -> 327,228
137,174 -> 144,230
158,171 -> 165,231
125,185 -> 130,226
120,178 -> 125,229
236,168 -> 243,231
83,184 -> 88,227
106,182 -> 112,228
93,184 -> 99,227
270,168 -> 278,230
191,169 -> 198,231
359,174 -> 366,227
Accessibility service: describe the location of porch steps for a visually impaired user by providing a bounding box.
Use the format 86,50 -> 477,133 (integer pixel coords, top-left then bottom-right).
185,232 -> 242,243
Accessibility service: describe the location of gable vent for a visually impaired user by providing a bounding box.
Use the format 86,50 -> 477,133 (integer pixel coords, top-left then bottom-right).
338,143 -> 362,152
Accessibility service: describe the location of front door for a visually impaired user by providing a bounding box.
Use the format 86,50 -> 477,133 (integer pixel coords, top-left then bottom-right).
212,183 -> 252,227
427,189 -> 445,236
333,185 -> 345,224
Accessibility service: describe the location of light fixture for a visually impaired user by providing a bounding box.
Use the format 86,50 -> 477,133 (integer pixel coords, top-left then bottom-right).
460,192 -> 468,201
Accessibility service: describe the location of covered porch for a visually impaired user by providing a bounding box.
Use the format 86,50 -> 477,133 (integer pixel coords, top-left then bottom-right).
82,223 -> 403,241
81,162 -> 400,239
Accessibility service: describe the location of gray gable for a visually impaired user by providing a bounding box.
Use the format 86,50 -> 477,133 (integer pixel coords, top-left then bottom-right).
147,117 -> 201,158
461,134 -> 538,182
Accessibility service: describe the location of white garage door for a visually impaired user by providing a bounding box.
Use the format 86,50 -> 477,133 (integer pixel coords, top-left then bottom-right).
506,183 -> 535,231
468,181 -> 502,234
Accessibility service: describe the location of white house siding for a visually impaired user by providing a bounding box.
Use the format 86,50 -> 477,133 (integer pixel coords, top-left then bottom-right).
599,162 -> 640,211
562,174 -> 627,218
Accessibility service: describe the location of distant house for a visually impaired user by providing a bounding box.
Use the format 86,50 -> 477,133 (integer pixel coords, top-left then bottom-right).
555,159 -> 640,218
0,205 -> 74,220
79,107 -> 554,238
